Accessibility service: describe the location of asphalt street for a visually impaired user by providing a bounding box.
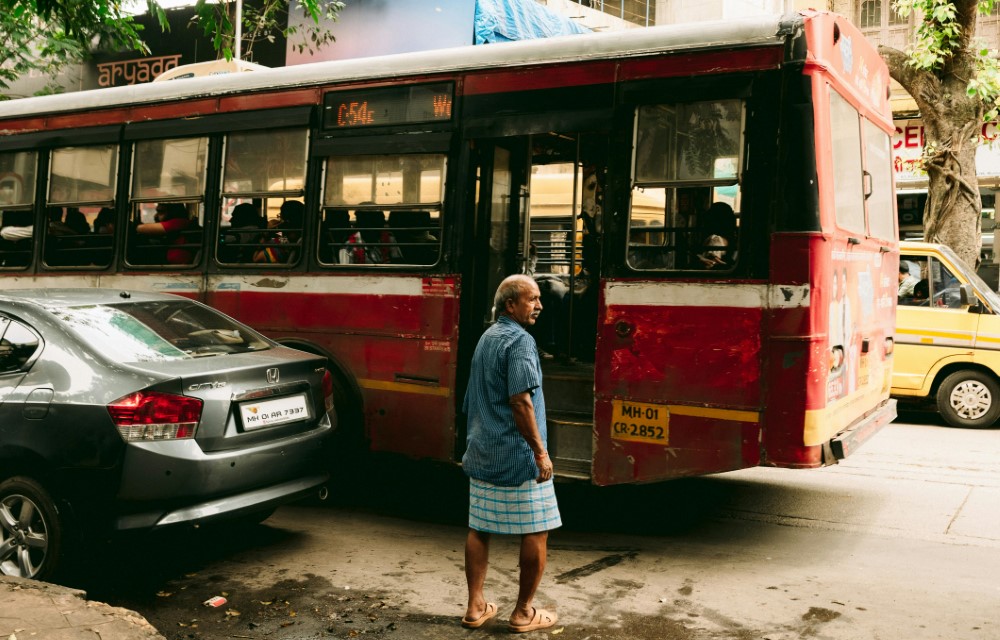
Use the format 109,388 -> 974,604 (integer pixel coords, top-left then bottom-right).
65,415 -> 1000,640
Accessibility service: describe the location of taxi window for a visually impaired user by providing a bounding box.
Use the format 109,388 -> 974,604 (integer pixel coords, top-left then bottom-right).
898,256 -> 963,308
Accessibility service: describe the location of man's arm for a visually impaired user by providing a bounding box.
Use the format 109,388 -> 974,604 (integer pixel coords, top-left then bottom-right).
0,225 -> 33,240
510,391 -> 554,483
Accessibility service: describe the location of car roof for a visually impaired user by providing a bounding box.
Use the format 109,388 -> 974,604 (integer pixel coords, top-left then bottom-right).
0,288 -> 184,311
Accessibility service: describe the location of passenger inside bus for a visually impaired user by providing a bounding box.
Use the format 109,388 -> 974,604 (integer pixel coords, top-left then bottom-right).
94,208 -> 115,235
45,207 -> 89,267
694,202 -> 737,268
64,209 -> 90,235
388,210 -> 438,265
219,203 -> 265,264
86,207 -> 115,267
355,209 -> 401,264
254,200 -> 303,264
320,208 -> 364,264
135,203 -> 196,265
0,209 -> 33,267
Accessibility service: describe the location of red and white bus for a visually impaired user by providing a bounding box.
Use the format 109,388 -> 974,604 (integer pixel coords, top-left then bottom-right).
0,10 -> 896,485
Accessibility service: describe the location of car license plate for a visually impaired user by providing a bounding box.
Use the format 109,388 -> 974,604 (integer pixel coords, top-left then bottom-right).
611,399 -> 669,445
241,394 -> 310,429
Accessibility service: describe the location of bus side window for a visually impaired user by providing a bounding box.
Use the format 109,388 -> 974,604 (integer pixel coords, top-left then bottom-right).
628,100 -> 743,272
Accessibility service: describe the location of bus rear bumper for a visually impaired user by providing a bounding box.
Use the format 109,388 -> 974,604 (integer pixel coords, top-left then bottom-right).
829,398 -> 896,461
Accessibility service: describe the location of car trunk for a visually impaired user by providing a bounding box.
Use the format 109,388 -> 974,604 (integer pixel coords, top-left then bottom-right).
129,347 -> 328,453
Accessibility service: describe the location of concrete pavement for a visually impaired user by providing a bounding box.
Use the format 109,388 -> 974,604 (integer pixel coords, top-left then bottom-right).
0,575 -> 163,640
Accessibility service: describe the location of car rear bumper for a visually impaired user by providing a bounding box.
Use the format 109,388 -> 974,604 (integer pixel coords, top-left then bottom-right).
113,418 -> 332,529
115,472 -> 328,530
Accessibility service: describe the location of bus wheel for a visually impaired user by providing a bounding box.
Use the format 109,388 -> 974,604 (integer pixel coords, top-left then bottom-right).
0,477 -> 65,580
936,370 -> 1000,428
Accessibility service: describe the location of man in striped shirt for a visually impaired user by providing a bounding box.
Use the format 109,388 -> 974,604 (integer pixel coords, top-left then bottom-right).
461,274 -> 562,633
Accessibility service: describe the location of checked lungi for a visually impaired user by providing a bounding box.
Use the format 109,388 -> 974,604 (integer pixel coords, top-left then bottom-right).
469,477 -> 562,535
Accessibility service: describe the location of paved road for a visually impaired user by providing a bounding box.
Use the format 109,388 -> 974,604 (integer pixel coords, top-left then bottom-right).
73,417 -> 1000,640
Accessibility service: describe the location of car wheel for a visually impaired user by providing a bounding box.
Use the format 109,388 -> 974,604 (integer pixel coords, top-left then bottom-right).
936,370 -> 1000,428
0,477 -> 64,580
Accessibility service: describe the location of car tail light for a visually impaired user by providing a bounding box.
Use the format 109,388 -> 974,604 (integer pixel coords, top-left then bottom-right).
322,370 -> 335,415
108,391 -> 203,442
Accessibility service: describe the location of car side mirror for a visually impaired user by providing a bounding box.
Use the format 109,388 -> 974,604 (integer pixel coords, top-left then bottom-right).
959,283 -> 975,307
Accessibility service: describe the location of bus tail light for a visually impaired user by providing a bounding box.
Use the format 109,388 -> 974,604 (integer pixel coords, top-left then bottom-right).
884,337 -> 894,356
322,370 -> 335,415
108,391 -> 202,441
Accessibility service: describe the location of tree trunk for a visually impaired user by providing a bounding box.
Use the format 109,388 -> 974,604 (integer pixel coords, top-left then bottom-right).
922,116 -> 982,267
878,0 -> 985,270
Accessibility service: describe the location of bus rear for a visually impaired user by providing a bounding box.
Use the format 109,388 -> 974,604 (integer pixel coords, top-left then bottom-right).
590,11 -> 897,484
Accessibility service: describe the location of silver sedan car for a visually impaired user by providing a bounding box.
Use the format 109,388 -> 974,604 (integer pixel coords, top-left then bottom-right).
0,289 -> 334,580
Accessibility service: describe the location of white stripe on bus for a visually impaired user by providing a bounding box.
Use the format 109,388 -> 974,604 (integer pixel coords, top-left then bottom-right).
0,274 -> 430,297
604,281 -> 810,309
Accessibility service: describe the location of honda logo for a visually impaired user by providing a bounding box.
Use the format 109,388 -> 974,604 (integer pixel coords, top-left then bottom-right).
266,368 -> 279,384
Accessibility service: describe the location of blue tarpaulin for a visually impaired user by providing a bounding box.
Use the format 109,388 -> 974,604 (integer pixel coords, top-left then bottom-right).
475,0 -> 591,44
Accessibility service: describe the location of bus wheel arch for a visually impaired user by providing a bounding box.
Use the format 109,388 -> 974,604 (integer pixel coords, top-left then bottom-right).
933,366 -> 1000,428
276,338 -> 366,447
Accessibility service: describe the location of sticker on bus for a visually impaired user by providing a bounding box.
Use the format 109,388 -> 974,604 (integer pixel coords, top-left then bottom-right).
611,400 -> 669,445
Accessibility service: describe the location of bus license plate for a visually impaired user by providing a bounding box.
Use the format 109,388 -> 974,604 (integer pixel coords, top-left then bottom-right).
240,394 -> 310,429
611,400 -> 669,445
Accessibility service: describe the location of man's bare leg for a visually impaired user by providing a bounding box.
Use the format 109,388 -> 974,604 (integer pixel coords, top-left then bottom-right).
510,531 -> 548,626
464,529 -> 491,621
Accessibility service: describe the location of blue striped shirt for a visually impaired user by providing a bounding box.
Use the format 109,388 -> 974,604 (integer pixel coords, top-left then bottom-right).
462,315 -> 547,486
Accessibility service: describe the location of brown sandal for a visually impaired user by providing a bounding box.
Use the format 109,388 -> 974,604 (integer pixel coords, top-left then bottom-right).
509,607 -> 558,633
461,602 -> 498,629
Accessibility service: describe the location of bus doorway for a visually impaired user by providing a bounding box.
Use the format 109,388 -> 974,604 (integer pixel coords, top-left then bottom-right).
465,132 -> 607,479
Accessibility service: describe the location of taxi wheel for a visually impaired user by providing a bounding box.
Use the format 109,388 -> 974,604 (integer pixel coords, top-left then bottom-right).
936,370 -> 1000,428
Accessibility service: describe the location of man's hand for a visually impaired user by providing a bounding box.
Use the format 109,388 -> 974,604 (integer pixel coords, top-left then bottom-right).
535,452 -> 554,483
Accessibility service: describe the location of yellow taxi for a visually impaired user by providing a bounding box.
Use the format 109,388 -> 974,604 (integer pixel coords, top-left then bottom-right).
894,241 -> 1000,427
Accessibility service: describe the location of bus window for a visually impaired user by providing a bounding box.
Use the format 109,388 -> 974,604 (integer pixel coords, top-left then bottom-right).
126,137 -> 208,268
864,118 -> 896,240
0,150 -> 37,269
829,89 -> 865,233
320,154 -> 444,266
45,145 -> 118,268
628,100 -> 743,271
217,128 -> 308,266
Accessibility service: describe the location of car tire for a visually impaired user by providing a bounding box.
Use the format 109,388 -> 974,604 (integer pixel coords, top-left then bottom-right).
0,477 -> 65,580
936,370 -> 1000,428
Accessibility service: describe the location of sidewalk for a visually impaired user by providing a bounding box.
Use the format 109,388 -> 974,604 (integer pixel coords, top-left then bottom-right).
0,576 -> 163,640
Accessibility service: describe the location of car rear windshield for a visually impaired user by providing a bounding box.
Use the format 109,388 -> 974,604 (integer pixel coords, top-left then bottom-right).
54,300 -> 272,362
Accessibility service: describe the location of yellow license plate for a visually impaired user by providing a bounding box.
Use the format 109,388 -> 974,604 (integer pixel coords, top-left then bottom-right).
611,400 -> 669,445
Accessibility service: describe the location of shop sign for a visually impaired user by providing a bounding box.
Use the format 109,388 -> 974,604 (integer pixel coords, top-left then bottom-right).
893,119 -> 1000,183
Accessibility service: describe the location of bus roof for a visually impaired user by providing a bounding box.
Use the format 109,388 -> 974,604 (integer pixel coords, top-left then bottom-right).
0,13 -> 797,121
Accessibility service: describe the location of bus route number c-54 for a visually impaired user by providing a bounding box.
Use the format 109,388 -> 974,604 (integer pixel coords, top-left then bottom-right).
611,399 -> 669,445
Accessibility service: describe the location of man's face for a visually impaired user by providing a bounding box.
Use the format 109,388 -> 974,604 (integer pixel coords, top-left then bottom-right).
898,271 -> 907,283
506,282 -> 543,327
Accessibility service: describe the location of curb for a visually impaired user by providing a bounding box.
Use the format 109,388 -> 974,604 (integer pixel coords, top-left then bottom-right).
0,575 -> 163,639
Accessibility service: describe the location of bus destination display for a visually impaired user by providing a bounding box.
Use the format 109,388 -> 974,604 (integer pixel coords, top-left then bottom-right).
323,83 -> 453,130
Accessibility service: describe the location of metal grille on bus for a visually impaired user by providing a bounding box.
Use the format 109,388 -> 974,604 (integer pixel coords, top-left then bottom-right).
541,361 -> 594,479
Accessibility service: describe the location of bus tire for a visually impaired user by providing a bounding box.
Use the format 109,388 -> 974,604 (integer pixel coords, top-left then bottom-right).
936,370 -> 1000,428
